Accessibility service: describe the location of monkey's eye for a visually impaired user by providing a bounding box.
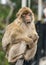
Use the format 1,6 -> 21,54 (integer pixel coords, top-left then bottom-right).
28,13 -> 32,16
21,13 -> 32,18
22,14 -> 26,17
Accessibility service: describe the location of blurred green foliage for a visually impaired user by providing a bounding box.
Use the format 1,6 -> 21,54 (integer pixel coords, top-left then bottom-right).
0,5 -> 10,21
0,0 -> 21,65
0,5 -> 10,30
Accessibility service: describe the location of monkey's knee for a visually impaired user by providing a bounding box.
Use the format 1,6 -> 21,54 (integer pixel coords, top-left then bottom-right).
24,45 -> 37,61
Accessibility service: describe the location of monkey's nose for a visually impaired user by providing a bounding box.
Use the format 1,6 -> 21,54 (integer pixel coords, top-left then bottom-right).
26,15 -> 30,20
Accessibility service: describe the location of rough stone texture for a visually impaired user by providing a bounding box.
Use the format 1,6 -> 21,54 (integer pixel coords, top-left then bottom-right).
15,59 -> 24,65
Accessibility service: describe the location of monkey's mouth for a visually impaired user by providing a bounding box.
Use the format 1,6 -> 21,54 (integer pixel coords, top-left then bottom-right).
26,19 -> 31,24
27,21 -> 31,24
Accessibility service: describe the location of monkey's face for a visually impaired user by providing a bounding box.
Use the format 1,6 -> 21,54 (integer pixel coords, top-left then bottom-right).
21,12 -> 32,24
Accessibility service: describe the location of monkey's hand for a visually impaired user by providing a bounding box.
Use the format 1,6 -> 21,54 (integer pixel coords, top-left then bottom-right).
22,36 -> 33,43
28,34 -> 39,43
15,36 -> 33,43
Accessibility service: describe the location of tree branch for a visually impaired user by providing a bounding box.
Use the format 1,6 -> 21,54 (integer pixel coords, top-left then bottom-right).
6,0 -> 15,25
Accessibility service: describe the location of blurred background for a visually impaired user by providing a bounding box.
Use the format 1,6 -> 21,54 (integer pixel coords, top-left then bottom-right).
0,0 -> 46,65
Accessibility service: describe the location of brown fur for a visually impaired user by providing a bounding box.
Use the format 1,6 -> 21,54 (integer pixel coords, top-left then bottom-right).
2,7 -> 39,63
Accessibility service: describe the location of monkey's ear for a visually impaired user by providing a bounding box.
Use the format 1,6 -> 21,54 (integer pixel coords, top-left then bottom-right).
16,8 -> 25,17
16,11 -> 19,17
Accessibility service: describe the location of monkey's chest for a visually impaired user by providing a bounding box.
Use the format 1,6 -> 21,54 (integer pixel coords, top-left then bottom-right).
23,26 -> 33,36
20,23 -> 33,37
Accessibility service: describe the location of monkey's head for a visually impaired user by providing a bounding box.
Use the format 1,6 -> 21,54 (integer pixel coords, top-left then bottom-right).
16,7 -> 35,24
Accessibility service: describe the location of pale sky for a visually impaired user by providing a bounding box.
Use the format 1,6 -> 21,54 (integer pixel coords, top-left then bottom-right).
1,0 -> 7,4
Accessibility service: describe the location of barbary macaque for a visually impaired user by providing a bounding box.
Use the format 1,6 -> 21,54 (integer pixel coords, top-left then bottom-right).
2,7 -> 39,63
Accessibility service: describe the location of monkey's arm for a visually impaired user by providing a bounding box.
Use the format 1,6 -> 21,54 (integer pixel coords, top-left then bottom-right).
20,36 -> 33,43
28,33 -> 39,43
30,22 -> 39,42
2,29 -> 11,51
10,32 -> 34,48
